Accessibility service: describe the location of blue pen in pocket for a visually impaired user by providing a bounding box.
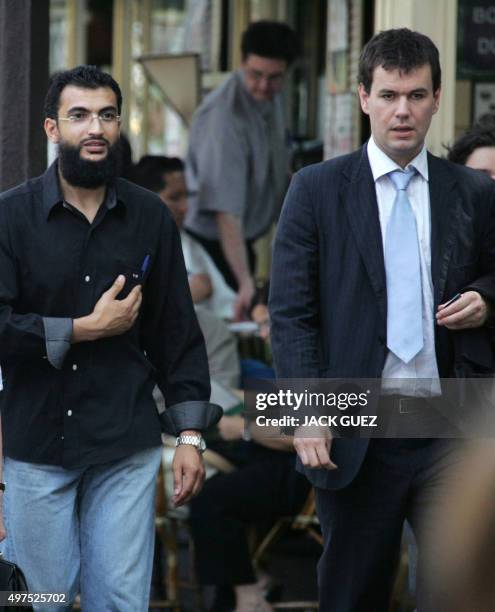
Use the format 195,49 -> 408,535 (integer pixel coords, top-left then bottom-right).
141,254 -> 151,278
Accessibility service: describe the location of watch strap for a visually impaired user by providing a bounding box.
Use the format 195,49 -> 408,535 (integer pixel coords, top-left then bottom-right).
176,434 -> 205,453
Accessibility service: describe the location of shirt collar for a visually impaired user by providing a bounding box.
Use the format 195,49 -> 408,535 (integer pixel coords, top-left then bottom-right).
42,159 -> 123,219
367,136 -> 429,183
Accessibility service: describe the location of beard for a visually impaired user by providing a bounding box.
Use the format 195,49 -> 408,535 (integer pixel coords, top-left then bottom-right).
58,137 -> 121,189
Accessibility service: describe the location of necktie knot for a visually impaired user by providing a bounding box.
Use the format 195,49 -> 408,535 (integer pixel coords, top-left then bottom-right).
388,167 -> 416,192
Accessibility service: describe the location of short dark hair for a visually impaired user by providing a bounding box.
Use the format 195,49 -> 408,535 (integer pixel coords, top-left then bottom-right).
241,20 -> 298,65
131,155 -> 184,193
447,125 -> 495,165
358,28 -> 441,94
44,65 -> 123,119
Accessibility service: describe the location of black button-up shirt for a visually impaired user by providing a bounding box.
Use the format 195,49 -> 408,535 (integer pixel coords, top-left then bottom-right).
0,161 -> 212,468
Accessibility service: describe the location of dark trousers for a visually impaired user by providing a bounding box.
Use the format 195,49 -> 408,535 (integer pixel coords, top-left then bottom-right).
185,230 -> 257,291
189,446 -> 310,585
315,439 -> 462,612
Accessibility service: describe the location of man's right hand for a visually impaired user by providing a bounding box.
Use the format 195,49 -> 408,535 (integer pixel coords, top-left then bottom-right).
72,275 -> 142,342
293,427 -> 337,470
234,277 -> 255,321
216,212 -> 255,321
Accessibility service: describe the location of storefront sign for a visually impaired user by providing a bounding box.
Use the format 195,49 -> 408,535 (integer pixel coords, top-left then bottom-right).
458,0 -> 495,79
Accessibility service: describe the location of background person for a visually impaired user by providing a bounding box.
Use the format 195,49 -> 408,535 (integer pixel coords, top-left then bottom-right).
185,20 -> 298,320
189,414 -> 310,612
447,117 -> 495,180
132,154 -> 236,320
132,154 -> 240,388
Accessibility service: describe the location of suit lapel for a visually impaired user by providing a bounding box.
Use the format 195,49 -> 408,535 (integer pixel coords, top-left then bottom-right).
343,147 -> 387,322
428,154 -> 461,305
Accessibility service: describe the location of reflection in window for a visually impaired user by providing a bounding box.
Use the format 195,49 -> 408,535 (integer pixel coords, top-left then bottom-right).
151,0 -> 187,55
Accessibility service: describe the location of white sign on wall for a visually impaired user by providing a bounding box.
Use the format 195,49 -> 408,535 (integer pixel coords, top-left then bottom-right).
474,82 -> 495,121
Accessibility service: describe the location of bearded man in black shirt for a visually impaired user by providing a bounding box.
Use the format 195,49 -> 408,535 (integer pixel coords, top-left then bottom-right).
0,65 -> 219,611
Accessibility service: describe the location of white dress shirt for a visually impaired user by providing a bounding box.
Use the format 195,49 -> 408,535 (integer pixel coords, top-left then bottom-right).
367,137 -> 440,396
180,231 -> 236,320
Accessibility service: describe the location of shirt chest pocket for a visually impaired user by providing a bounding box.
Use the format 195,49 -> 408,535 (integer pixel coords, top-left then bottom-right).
100,254 -> 153,300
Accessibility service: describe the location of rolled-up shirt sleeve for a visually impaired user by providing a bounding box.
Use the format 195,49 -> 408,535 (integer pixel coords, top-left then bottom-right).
1,203 -> 72,369
42,317 -> 73,369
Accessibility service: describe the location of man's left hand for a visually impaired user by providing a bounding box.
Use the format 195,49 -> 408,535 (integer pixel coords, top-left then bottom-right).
436,290 -> 490,329
171,437 -> 205,507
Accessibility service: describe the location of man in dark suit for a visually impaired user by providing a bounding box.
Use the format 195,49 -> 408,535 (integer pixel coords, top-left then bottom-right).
269,29 -> 495,611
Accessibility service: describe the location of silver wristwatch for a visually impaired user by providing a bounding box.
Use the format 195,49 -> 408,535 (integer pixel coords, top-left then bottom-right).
175,433 -> 206,454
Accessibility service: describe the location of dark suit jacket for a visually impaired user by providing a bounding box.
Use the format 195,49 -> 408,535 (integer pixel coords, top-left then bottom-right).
269,146 -> 495,490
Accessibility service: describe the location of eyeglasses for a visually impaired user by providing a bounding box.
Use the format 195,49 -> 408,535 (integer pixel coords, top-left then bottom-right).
58,110 -> 121,126
243,68 -> 285,86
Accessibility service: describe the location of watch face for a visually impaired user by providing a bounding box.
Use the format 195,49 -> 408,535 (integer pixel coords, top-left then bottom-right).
199,438 -> 206,452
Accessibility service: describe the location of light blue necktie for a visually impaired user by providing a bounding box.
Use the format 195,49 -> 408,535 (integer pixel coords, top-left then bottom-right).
385,168 -> 423,363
